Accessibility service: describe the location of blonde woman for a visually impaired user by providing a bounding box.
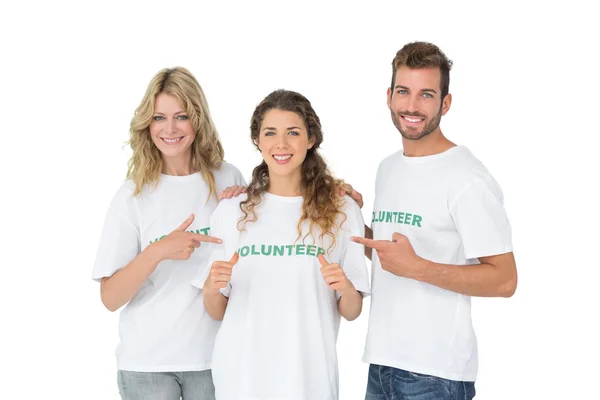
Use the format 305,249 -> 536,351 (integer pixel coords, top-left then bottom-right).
92,67 -> 245,400
197,89 -> 370,399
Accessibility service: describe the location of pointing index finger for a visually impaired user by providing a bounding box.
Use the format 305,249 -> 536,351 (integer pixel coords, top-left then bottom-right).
350,236 -> 386,249
191,233 -> 223,244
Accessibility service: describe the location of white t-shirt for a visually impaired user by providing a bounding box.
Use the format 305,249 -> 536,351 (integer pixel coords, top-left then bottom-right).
363,145 -> 513,382
92,162 -> 246,372
192,193 -> 370,400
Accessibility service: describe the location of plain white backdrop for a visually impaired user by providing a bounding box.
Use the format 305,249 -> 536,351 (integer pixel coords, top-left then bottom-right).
1,1 -> 598,399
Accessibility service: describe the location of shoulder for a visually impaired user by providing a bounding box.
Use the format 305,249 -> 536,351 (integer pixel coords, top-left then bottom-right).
447,146 -> 504,202
213,161 -> 243,179
377,150 -> 403,172
213,162 -> 246,188
108,179 -> 137,209
212,193 -> 248,219
337,195 -> 364,229
100,179 -> 141,226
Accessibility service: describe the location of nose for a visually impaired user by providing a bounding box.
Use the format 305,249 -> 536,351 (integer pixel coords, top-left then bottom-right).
276,133 -> 289,148
406,94 -> 419,113
165,118 -> 177,135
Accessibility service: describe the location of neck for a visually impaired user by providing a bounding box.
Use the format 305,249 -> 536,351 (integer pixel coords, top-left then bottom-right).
267,170 -> 302,197
402,128 -> 456,157
162,152 -> 195,176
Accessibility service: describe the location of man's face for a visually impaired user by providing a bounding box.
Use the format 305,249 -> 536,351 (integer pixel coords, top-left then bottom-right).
388,66 -> 451,140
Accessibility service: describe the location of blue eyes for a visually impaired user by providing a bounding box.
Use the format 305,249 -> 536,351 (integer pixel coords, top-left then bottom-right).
152,115 -> 188,121
264,131 -> 299,136
396,90 -> 433,99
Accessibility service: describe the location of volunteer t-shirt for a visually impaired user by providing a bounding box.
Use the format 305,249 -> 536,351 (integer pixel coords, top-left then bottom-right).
193,192 -> 370,399
92,162 -> 245,372
363,145 -> 513,382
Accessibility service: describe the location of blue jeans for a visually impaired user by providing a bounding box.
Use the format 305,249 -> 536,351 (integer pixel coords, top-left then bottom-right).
365,364 -> 476,400
117,370 -> 215,400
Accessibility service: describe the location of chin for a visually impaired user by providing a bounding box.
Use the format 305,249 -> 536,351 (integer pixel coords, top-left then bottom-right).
267,163 -> 301,176
400,129 -> 425,140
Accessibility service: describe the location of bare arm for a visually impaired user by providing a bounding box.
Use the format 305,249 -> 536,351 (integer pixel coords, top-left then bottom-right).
364,225 -> 373,260
202,289 -> 229,321
99,214 -> 220,312
351,234 -> 517,298
202,254 -> 238,320
100,244 -> 161,312
337,286 -> 363,321
319,254 -> 364,320
415,252 -> 517,297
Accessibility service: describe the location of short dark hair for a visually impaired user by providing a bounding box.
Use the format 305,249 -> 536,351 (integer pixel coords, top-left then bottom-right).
391,41 -> 453,99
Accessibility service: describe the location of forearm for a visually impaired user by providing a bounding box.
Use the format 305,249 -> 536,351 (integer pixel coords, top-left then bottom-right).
364,225 -> 373,260
413,258 -> 516,297
202,289 -> 229,320
100,245 -> 161,312
337,287 -> 363,321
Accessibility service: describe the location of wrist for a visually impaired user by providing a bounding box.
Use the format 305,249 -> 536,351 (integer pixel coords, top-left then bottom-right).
411,256 -> 430,281
202,281 -> 221,296
338,282 -> 357,298
145,242 -> 165,264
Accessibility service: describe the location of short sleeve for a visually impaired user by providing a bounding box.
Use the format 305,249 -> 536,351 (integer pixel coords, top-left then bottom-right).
231,164 -> 247,187
338,197 -> 371,299
92,203 -> 140,282
216,162 -> 247,192
190,199 -> 240,297
449,179 -> 513,259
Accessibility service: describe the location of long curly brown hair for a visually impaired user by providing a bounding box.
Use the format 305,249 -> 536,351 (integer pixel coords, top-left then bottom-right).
238,89 -> 346,252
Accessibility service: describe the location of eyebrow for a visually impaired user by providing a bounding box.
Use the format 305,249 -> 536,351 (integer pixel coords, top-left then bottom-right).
153,111 -> 186,115
261,126 -> 303,132
394,85 -> 438,94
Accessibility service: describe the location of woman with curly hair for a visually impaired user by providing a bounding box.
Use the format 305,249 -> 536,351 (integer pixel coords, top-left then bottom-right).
197,89 -> 370,399
92,67 -> 245,400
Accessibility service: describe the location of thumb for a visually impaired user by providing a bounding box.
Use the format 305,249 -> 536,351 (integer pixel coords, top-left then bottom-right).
229,252 -> 239,266
392,232 -> 406,242
175,214 -> 195,231
317,253 -> 329,267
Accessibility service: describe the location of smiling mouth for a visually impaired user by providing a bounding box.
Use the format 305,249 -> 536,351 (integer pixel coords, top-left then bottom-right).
273,154 -> 292,164
401,115 -> 425,124
161,136 -> 184,144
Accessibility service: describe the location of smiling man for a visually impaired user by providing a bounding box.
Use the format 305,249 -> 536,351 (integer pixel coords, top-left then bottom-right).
351,42 -> 518,400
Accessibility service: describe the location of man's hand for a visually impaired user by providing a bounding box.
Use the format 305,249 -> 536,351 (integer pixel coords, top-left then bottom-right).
338,183 -> 363,208
351,232 -> 424,279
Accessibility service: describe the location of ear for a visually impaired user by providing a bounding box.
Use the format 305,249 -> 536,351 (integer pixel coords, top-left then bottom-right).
441,93 -> 452,116
254,139 -> 260,151
387,87 -> 392,109
308,136 -> 316,150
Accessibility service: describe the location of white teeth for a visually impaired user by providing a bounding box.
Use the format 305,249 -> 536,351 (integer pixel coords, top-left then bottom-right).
162,137 -> 182,143
405,117 -> 422,123
274,155 -> 291,161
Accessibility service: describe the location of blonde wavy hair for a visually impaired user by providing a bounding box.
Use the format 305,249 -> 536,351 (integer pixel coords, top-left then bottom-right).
238,89 -> 347,253
126,67 -> 224,199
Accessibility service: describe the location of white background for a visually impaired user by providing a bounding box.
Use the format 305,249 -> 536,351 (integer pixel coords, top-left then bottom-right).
1,1 -> 598,399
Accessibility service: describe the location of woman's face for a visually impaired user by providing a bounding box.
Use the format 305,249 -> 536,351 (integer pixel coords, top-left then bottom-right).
256,109 -> 314,179
149,93 -> 196,160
